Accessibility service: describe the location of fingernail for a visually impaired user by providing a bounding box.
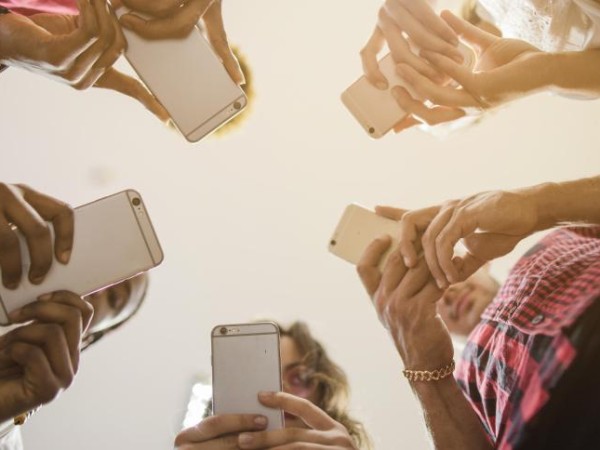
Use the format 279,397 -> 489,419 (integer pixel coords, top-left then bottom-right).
403,257 -> 412,267
238,433 -> 253,446
59,250 -> 71,264
258,391 -> 275,400
436,279 -> 447,290
4,281 -> 18,290
376,81 -> 388,90
254,416 -> 267,426
30,274 -> 44,285
38,293 -> 52,301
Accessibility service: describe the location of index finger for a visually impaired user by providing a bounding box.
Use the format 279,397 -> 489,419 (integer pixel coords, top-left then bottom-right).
174,414 -> 267,446
399,0 -> 458,45
17,185 -> 74,265
203,1 -> 244,85
356,235 -> 392,297
258,391 -> 335,431
360,26 -> 388,89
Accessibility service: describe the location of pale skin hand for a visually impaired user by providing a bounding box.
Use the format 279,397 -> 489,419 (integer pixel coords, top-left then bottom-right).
357,236 -> 452,370
376,191 -> 538,289
356,239 -> 492,450
0,184 -> 74,289
0,1 -> 169,122
237,391 -> 358,449
0,291 -> 93,422
389,11 -> 558,130
119,0 -> 244,85
376,175 -> 600,289
174,413 -> 268,449
361,0 -> 462,89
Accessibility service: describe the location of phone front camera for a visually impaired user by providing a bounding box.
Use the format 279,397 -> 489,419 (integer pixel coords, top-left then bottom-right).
132,198 -> 141,206
219,327 -> 227,335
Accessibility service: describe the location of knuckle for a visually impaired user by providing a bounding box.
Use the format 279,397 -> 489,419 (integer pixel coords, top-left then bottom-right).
44,324 -> 64,342
0,230 -> 19,253
30,222 -> 50,241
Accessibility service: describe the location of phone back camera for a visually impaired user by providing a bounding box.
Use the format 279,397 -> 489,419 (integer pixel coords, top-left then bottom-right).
368,127 -> 375,134
132,198 -> 141,206
330,239 -> 337,247
219,327 -> 228,335
233,101 -> 241,110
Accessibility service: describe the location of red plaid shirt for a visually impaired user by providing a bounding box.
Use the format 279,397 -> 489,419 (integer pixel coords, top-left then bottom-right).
455,227 -> 600,449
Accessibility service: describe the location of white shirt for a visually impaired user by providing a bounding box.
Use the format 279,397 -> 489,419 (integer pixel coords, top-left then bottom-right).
478,0 -> 600,51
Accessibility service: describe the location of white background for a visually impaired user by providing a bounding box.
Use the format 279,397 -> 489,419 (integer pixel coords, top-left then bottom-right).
0,0 -> 599,448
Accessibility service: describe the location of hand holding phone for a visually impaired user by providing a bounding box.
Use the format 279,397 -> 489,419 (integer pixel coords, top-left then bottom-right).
0,184 -> 73,290
328,204 -> 402,268
0,190 -> 163,324
116,7 -> 247,142
211,322 -> 284,431
342,42 -> 476,138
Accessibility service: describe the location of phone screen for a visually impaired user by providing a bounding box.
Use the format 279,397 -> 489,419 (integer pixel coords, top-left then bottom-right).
212,323 -> 283,430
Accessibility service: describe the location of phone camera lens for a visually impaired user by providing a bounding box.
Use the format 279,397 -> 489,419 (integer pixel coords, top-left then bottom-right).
219,327 -> 227,335
233,101 -> 241,110
132,198 -> 141,206
330,239 -> 337,247
368,127 -> 375,134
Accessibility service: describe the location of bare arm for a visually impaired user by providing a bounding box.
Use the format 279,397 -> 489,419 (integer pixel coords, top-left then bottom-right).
411,378 -> 492,450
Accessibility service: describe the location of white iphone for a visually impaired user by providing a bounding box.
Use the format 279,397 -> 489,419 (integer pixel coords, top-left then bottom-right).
117,9 -> 247,142
0,190 -> 164,324
328,204 -> 402,267
341,42 -> 476,138
211,322 -> 284,430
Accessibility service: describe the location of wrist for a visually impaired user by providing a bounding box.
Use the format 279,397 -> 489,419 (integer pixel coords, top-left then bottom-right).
546,50 -> 600,95
523,177 -> 600,229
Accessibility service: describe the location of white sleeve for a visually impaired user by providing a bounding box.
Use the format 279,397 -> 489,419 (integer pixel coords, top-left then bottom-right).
574,0 -> 600,48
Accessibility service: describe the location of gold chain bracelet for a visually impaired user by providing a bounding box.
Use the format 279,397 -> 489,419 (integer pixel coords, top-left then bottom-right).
14,407 -> 38,426
403,360 -> 455,382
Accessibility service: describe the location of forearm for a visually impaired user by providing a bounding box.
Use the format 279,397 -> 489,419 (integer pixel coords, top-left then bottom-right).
410,377 -> 493,450
546,49 -> 600,96
523,176 -> 600,229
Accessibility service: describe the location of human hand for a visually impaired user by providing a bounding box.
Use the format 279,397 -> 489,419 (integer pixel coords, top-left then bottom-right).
357,237 -> 452,371
389,11 -> 545,129
0,184 -> 74,289
119,0 -> 244,85
0,0 -> 125,90
0,291 -> 93,422
0,2 -> 168,122
376,189 -> 539,288
361,0 -> 462,90
174,413 -> 268,449
235,391 -> 358,449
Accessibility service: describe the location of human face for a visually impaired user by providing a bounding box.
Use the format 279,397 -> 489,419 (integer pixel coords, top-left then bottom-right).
280,335 -> 319,428
85,273 -> 148,335
437,268 -> 499,337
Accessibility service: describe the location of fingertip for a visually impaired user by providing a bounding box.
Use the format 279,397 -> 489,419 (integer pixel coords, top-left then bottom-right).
58,249 -> 71,265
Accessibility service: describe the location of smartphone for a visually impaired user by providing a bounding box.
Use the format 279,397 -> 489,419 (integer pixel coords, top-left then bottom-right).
117,9 -> 247,142
341,42 -> 476,139
328,204 -> 402,267
211,322 -> 284,431
0,190 -> 164,324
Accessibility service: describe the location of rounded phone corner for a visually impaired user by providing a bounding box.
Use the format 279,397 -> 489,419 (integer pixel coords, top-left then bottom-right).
125,188 -> 143,200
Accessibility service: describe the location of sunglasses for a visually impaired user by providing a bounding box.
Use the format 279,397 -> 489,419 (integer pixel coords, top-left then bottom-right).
282,363 -> 318,398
